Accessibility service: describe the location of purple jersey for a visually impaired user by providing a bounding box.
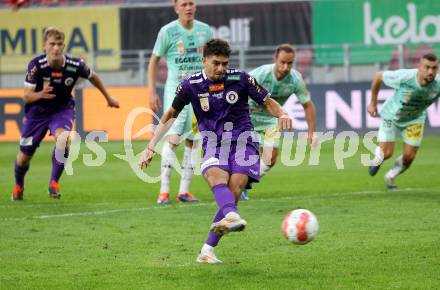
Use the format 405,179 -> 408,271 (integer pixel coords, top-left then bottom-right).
175,69 -> 269,149
24,54 -> 92,118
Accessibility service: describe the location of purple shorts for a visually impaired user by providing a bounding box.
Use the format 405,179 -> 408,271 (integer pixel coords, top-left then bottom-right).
19,108 -> 75,156
201,140 -> 260,189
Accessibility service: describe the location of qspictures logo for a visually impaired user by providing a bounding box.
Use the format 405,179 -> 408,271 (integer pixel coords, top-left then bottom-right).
364,2 -> 440,45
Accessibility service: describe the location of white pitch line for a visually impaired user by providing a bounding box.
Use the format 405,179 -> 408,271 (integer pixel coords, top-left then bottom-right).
1,187 -> 438,222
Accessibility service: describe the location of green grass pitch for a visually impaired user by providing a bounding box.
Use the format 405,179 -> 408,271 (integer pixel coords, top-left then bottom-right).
1,137 -> 439,289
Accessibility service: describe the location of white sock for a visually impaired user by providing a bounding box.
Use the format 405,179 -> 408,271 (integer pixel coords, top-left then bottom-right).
178,146 -> 193,194
371,146 -> 384,167
260,160 -> 272,177
201,243 -> 214,254
160,142 -> 177,194
385,155 -> 408,179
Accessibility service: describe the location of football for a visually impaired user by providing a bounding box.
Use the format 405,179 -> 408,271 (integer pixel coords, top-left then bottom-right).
282,209 -> 319,244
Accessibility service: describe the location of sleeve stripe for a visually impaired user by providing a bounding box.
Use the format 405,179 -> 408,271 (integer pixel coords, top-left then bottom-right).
24,81 -> 36,87
262,93 -> 270,103
88,70 -> 94,79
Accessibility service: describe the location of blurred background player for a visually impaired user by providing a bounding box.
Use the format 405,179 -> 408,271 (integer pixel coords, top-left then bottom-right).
367,53 -> 440,189
241,43 -> 317,200
11,27 -> 119,201
139,38 -> 292,263
147,0 -> 213,204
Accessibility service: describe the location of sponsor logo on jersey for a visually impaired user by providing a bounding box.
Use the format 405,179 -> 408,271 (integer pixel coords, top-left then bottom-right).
212,93 -> 223,99
200,97 -> 210,111
65,77 -> 74,86
175,56 -> 201,64
249,168 -> 258,176
66,65 -> 77,73
186,47 -> 198,54
27,65 -> 37,81
226,91 -> 239,104
227,75 -> 240,81
248,75 -> 256,86
176,84 -> 183,95
51,72 -> 63,78
209,84 -> 224,92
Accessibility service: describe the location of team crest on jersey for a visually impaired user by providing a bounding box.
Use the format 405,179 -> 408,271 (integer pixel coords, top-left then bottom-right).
177,39 -> 185,55
429,91 -> 438,99
200,97 -> 210,111
226,91 -> 239,104
65,77 -> 74,86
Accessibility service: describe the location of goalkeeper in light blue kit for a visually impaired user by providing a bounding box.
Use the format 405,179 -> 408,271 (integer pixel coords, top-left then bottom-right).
241,44 -> 317,200
147,0 -> 213,204
368,53 -> 440,189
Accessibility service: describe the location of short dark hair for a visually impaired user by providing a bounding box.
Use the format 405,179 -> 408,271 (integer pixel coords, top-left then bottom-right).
275,43 -> 295,58
203,38 -> 231,58
422,53 -> 438,62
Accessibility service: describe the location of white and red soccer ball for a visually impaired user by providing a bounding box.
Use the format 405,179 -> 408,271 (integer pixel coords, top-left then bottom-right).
282,209 -> 319,245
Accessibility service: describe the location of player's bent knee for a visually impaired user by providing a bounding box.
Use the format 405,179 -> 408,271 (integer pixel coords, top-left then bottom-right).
383,150 -> 393,160
17,151 -> 32,166
167,135 -> 180,146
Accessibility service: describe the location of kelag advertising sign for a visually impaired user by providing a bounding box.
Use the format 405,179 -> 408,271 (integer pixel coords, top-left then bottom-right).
313,0 -> 440,64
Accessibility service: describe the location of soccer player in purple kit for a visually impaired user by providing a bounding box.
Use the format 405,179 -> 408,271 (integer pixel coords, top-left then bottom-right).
139,38 -> 292,264
11,27 -> 120,201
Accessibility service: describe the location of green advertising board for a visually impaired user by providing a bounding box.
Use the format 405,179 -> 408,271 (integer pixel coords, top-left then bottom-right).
313,0 -> 440,65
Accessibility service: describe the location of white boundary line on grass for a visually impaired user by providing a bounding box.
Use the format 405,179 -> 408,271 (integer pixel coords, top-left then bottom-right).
2,187 -> 437,222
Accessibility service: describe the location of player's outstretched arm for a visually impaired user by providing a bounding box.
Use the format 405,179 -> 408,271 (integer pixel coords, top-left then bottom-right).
23,84 -> 55,104
302,101 -> 317,145
368,71 -> 383,117
147,54 -> 162,112
263,97 -> 292,130
88,72 -> 120,108
138,106 -> 180,169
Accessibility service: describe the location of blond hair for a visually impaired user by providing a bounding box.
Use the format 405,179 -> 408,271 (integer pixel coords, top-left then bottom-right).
43,27 -> 65,43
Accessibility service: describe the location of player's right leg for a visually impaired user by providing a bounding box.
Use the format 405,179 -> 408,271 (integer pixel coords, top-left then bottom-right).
384,123 -> 423,189
12,152 -> 33,201
203,167 -> 247,235
369,119 -> 395,176
12,117 -> 49,201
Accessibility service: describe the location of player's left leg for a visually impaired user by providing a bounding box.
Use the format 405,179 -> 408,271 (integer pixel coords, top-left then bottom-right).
177,108 -> 199,202
48,128 -> 71,198
369,119 -> 396,176
384,123 -> 423,189
240,127 -> 279,200
47,110 -> 74,198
